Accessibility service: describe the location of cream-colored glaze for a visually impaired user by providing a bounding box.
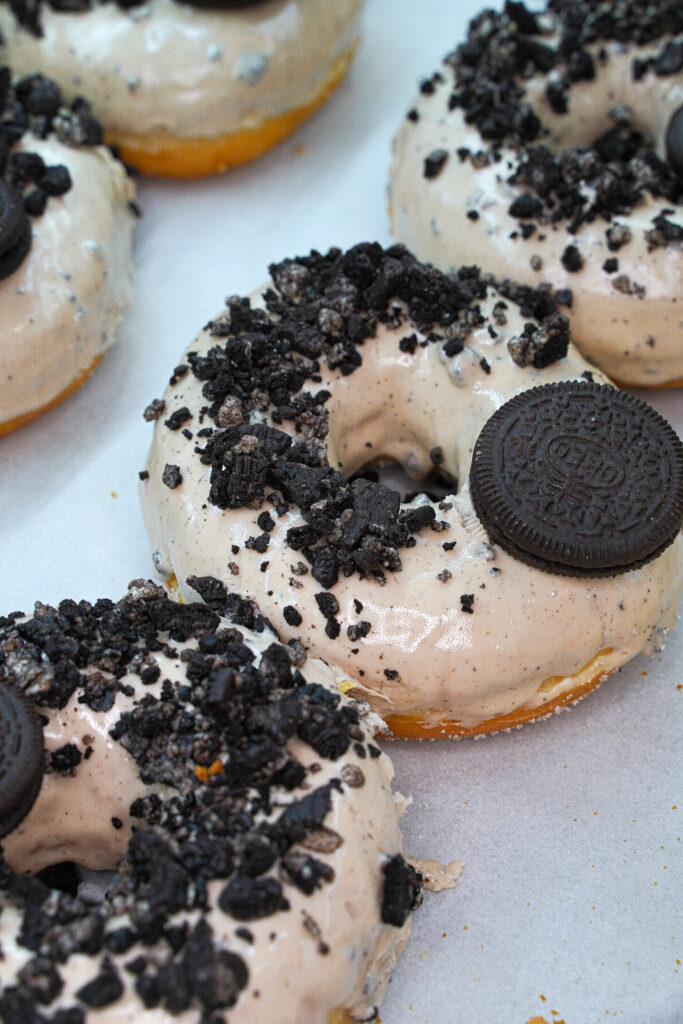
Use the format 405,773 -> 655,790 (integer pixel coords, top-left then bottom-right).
1,616 -> 411,1024
0,135 -> 134,430
390,38 -> 683,387
140,285 -> 683,732
0,0 -> 363,140
2,683 -> 149,872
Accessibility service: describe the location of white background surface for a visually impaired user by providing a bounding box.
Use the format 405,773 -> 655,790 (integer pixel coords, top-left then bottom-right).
1,2 -> 682,1022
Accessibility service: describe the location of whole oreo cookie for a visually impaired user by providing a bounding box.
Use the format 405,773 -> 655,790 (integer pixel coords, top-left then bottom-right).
0,682 -> 44,838
0,180 -> 32,281
470,382 -> 683,577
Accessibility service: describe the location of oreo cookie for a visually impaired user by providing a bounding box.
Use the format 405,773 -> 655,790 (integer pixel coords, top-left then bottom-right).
0,682 -> 44,838
0,181 -> 32,281
470,382 -> 683,577
666,105 -> 683,179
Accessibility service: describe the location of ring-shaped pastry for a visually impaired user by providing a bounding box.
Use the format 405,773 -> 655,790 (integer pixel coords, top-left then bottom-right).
0,580 -> 421,1023
139,244 -> 683,738
390,0 -> 683,388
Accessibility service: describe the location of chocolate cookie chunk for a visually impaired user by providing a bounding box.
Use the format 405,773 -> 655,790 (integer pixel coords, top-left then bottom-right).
0,181 -> 32,281
0,682 -> 44,837
470,382 -> 683,577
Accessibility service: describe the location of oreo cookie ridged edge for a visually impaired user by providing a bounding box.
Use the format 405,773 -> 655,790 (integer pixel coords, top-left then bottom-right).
469,381 -> 683,578
0,181 -> 32,282
0,682 -> 45,838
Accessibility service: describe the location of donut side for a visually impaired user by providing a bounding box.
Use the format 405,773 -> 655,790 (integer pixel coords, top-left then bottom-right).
0,581 -> 420,1023
389,3 -> 683,387
107,47 -> 357,179
0,0 -> 364,176
139,244 -> 683,738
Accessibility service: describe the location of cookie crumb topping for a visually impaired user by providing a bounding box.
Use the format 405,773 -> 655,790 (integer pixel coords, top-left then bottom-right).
1,66 -> 103,208
410,1 -> 683,229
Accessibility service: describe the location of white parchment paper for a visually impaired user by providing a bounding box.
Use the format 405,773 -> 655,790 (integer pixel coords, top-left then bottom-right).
1,2 -> 681,1022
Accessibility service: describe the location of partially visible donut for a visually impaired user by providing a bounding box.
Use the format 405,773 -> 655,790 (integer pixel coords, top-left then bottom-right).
0,66 -> 135,436
0,579 -> 421,1023
390,0 -> 683,388
139,243 -> 683,739
0,0 -> 364,177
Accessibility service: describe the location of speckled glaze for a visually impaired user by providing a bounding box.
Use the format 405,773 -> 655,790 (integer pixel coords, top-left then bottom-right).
0,135 -> 134,431
140,285 -> 683,734
2,614 -> 412,1024
390,37 -> 683,387
0,0 -> 363,140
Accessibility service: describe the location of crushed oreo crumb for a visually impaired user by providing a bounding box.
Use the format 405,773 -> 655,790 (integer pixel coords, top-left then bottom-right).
161,464 -> 183,490
561,245 -> 583,272
283,605 -> 302,627
424,148 -> 449,179
381,855 -> 423,927
507,312 -> 570,368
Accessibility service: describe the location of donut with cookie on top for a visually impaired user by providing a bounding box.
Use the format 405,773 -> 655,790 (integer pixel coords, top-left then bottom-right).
139,243 -> 683,739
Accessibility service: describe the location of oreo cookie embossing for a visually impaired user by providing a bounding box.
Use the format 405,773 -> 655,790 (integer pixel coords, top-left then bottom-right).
543,434 -> 625,492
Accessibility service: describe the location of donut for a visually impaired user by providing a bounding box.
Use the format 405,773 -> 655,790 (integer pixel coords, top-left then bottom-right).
0,66 -> 135,437
0,579 -> 421,1023
139,242 -> 683,739
389,0 -> 683,388
0,0 -> 364,178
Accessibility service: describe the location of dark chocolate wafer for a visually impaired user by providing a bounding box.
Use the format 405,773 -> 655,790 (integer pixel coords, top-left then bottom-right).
0,682 -> 44,838
470,381 -> 683,577
0,181 -> 32,281
666,105 -> 683,178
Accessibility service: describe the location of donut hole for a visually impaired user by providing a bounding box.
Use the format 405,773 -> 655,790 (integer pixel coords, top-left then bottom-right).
510,106 -> 682,229
349,460 -> 457,504
535,59 -> 679,164
36,860 -> 80,896
35,860 -> 116,902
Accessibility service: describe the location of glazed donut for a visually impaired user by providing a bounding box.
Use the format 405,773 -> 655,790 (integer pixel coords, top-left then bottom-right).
0,579 -> 421,1023
0,66 -> 134,437
390,0 -> 683,388
139,243 -> 683,739
0,0 -> 364,178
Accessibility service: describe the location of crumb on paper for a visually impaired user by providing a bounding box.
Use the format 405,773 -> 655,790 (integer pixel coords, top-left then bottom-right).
393,791 -> 413,816
406,857 -> 463,892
